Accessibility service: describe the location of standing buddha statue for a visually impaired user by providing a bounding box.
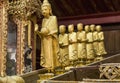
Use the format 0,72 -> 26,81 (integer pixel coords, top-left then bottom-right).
59,25 -> 69,67
77,23 -> 87,65
68,24 -> 77,66
90,24 -> 99,61
96,25 -> 107,58
85,25 -> 95,63
38,0 -> 60,71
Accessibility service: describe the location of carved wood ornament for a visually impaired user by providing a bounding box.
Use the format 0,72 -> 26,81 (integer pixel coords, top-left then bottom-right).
0,0 -> 8,76
0,0 -> 42,76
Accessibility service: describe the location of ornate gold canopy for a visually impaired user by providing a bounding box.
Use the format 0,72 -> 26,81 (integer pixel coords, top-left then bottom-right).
8,0 -> 42,20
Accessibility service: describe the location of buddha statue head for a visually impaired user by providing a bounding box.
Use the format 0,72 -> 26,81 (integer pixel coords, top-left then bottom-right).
68,24 -> 74,33
41,0 -> 53,17
77,23 -> 83,31
59,25 -> 66,34
96,25 -> 102,32
85,25 -> 90,32
90,24 -> 95,32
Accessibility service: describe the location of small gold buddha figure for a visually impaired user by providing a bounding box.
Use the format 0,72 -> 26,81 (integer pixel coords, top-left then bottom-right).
39,0 -> 60,71
96,25 -> 107,57
90,24 -> 99,60
68,24 -> 77,66
59,25 -> 69,67
85,25 -> 95,63
77,23 -> 86,65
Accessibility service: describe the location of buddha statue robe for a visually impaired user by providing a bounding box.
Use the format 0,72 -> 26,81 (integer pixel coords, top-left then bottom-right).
59,33 -> 69,66
77,31 -> 86,59
98,31 -> 107,55
93,31 -> 99,56
68,32 -> 77,61
40,16 -> 60,69
86,32 -> 94,60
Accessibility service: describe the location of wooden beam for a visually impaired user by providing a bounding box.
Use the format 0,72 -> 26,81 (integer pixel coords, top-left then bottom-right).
58,12 -> 120,25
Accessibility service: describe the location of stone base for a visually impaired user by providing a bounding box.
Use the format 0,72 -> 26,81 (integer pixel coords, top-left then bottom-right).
38,73 -> 54,81
83,78 -> 120,82
95,56 -> 103,61
55,69 -> 65,75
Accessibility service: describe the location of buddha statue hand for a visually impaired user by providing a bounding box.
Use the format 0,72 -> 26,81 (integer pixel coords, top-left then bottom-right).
83,39 -> 87,42
35,24 -> 39,31
41,28 -> 49,36
98,39 -> 102,42
59,42 -> 64,48
69,39 -> 73,44
78,39 -> 82,43
86,39 -> 88,42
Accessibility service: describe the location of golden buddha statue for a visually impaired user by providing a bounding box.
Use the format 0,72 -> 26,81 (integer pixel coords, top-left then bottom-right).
85,25 -> 95,63
96,25 -> 107,56
90,24 -> 99,59
68,24 -> 77,66
59,25 -> 69,67
38,0 -> 60,70
77,23 -> 86,65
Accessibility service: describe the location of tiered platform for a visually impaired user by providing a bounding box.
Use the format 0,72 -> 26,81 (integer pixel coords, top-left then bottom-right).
21,53 -> 120,83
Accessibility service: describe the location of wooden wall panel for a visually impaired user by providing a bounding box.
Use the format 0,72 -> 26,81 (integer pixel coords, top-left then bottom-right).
115,30 -> 120,53
104,31 -> 115,54
102,24 -> 120,56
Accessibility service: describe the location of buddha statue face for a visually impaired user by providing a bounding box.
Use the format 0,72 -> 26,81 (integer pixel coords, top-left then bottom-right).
41,0 -> 52,18
59,25 -> 66,34
85,25 -> 90,32
68,25 -> 74,33
90,24 -> 95,32
77,23 -> 83,31
96,25 -> 102,32
42,6 -> 50,18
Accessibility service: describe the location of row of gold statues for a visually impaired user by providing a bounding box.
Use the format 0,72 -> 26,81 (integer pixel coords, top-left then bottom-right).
35,0 -> 107,71
59,24 -> 107,67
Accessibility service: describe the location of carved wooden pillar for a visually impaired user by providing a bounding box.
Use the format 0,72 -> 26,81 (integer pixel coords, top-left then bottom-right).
31,16 -> 37,70
0,0 -> 8,76
28,20 -> 32,47
14,19 -> 25,75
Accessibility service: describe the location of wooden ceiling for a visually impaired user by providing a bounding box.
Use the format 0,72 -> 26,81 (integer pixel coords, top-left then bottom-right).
40,0 -> 120,18
40,0 -> 120,25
